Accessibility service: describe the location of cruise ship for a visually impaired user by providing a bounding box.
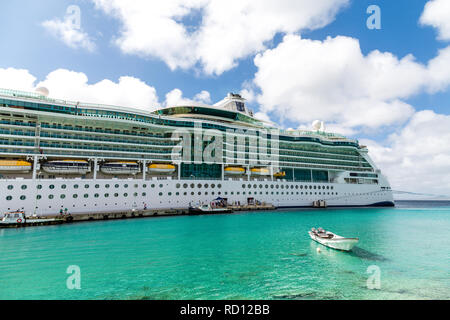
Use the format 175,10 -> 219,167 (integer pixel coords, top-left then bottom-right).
0,88 -> 394,216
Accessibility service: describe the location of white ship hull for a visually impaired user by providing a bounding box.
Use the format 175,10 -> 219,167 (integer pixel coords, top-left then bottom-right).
0,178 -> 394,216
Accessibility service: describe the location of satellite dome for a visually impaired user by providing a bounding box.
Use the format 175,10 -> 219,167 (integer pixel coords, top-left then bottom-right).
35,87 -> 49,97
312,120 -> 321,131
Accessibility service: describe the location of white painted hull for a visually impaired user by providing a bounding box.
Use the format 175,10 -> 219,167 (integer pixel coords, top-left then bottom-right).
0,178 -> 394,217
309,231 -> 359,251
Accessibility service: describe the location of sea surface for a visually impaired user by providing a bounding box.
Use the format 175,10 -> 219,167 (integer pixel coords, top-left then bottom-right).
0,201 -> 449,300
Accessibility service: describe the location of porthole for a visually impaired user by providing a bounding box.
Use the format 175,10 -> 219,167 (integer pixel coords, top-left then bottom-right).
190,183 -> 195,188
133,192 -> 138,197
6,196 -> 12,200
105,193 -> 109,198
49,195 -> 54,199
21,185 -> 27,190
60,194 -> 66,199
37,185 -> 42,190
84,194 -> 89,198
176,183 -> 181,188
159,192 -> 163,196
20,195 -> 26,200
197,184 -> 202,188
7,185 -> 13,190
142,192 -> 146,196
61,184 -> 67,189
49,185 -> 55,189
151,184 -> 155,188
114,193 -> 119,197
134,184 -> 138,188
74,184 -> 79,189
124,184 -> 128,188
204,184 -> 209,188
159,184 -> 163,188
115,184 -> 119,188
218,184 -> 222,188
105,184 -> 110,188
84,184 -> 89,189
143,184 -> 147,188
36,195 -> 42,200
211,184 -> 215,188
168,192 -> 172,196
73,194 -> 78,198
124,193 -> 128,197
95,184 -> 100,189
183,183 -> 188,188
94,194 -> 99,198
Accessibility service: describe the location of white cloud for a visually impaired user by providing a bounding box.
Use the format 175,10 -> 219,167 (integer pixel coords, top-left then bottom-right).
420,0 -> 450,41
92,0 -> 349,74
0,68 -> 37,92
165,88 -> 211,107
250,34 -> 450,132
362,110 -> 450,198
0,68 -> 160,112
42,15 -> 96,52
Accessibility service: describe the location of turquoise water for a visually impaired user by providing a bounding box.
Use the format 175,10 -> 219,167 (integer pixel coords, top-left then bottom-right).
0,201 -> 449,300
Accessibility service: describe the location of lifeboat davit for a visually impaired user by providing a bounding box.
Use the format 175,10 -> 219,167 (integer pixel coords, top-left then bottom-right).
148,164 -> 176,174
100,161 -> 140,175
224,167 -> 245,175
250,168 -> 270,176
42,160 -> 90,174
0,160 -> 32,172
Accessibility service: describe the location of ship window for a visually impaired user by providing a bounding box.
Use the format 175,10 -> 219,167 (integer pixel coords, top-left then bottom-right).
105,184 -> 110,188
105,193 -> 109,198
60,194 -> 65,199
73,194 -> 78,198
142,192 -> 146,196
191,184 -> 195,188
191,192 -> 194,195
151,184 -> 155,188
176,184 -> 181,188
49,195 -> 54,199
198,184 -> 202,188
84,194 -> 89,198
218,184 -> 222,189
94,194 -> 99,198
49,185 -> 55,189
159,192 -> 163,196
95,184 -> 100,189
74,184 -> 79,189
133,192 -> 138,197
134,184 -> 138,188
84,184 -> 89,189
204,184 -> 209,188
115,184 -> 119,188
124,193 -> 128,197
114,193 -> 119,197
6,196 -> 12,200
37,185 -> 42,189
36,195 -> 41,200
168,192 -> 172,196
7,185 -> 13,190
183,184 -> 188,188
62,185 -> 66,189
143,184 -> 147,188
159,184 -> 163,188
21,185 -> 27,190
211,184 -> 215,188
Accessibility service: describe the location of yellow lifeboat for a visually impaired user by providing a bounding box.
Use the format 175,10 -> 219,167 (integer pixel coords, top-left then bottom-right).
0,160 -> 32,172
42,159 -> 90,174
274,171 -> 286,178
148,163 -> 176,174
250,168 -> 270,176
224,167 -> 245,175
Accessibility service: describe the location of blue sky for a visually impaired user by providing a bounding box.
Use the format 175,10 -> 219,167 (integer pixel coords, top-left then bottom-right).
0,0 -> 450,196
1,0 -> 447,109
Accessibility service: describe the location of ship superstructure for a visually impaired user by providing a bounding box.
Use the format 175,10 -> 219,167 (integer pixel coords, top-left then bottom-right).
0,88 -> 393,216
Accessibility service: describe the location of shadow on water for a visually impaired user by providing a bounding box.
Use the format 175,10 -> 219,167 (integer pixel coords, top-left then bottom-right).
349,246 -> 389,262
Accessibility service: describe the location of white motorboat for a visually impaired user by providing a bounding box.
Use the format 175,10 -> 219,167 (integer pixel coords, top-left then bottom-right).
0,211 -> 63,227
308,227 -> 359,251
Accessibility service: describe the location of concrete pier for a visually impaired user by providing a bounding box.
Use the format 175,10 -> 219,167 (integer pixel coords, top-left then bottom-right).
1,203 -> 277,228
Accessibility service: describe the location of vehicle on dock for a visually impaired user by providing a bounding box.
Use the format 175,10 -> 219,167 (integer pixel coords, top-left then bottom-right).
0,211 -> 64,228
188,204 -> 233,215
308,227 -> 359,251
